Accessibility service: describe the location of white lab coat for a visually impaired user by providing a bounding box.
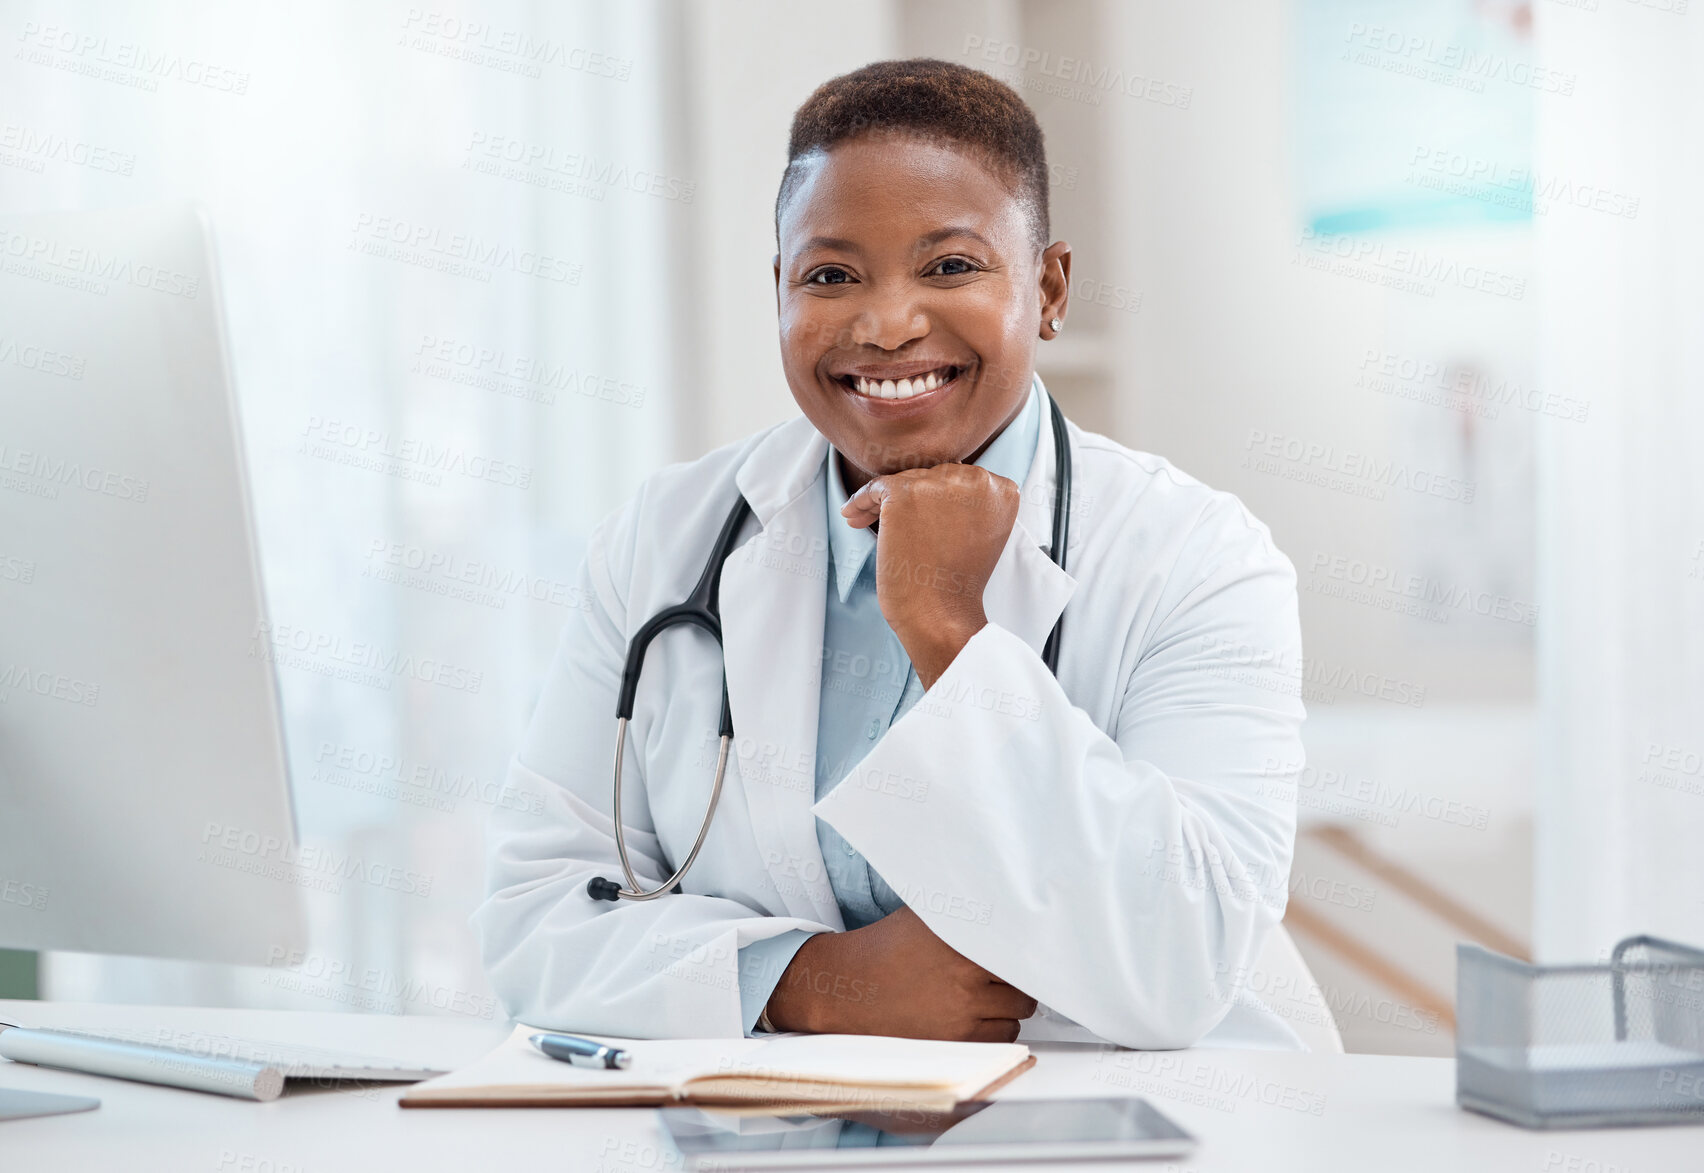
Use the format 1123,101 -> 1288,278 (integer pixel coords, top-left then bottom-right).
473,404 -> 1308,1050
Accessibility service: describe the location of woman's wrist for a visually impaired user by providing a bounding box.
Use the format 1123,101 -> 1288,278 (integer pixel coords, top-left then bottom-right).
902,612 -> 986,690
762,977 -> 809,1034
764,932 -> 835,1033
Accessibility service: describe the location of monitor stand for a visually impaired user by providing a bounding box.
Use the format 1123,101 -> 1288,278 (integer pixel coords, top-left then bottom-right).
0,1087 -> 101,1121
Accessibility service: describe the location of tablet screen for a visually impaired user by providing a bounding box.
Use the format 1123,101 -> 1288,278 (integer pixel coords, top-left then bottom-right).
660,1096 -> 1197,1167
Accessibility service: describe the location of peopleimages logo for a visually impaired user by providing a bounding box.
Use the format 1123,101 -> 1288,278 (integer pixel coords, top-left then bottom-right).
0,443 -> 150,503
298,416 -> 532,490
398,10 -> 634,81
0,335 -> 87,380
412,333 -> 646,408
0,227 -> 200,297
962,35 -> 1194,108
15,21 -> 252,94
262,946 -> 497,1018
1262,757 -> 1491,830
199,822 -> 433,898
1296,228 -> 1527,300
0,123 -> 136,175
1356,349 -> 1590,424
364,538 -> 594,614
1094,1050 -> 1328,1116
463,132 -> 696,202
250,620 -> 484,695
1407,147 -> 1640,220
1307,552 -> 1538,626
1243,430 -> 1476,504
1198,635 -> 1428,708
0,662 -> 100,706
0,873 -> 50,912
348,213 -> 582,286
312,740 -> 544,817
0,553 -> 36,585
1341,22 -> 1576,96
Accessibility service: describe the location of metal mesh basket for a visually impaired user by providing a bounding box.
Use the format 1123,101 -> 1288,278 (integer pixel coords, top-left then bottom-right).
1456,935 -> 1704,1128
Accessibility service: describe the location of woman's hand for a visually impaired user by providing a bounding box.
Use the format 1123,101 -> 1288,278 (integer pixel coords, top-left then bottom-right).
840,464 -> 1019,687
764,906 -> 1038,1041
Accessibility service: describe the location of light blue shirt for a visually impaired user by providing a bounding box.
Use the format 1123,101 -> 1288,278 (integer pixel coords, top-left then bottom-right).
735,378 -> 1043,1031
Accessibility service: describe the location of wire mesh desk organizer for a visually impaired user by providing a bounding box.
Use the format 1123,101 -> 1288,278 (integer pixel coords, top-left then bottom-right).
1456,935 -> 1704,1128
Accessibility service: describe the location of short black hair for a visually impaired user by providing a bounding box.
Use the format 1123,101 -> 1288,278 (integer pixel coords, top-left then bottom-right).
775,58 -> 1050,255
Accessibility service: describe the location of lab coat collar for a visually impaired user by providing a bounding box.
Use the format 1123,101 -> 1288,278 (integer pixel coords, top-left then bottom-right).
822,448 -> 874,605
719,380 -> 1077,924
733,416 -> 830,532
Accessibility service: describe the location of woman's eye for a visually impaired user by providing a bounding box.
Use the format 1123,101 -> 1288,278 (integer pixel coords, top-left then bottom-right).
807,267 -> 853,285
929,257 -> 977,277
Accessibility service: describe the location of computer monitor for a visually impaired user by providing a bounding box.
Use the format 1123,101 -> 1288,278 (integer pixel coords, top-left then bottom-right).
0,203 -> 307,967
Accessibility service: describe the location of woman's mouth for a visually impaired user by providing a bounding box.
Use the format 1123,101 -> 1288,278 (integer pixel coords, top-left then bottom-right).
835,364 -> 964,401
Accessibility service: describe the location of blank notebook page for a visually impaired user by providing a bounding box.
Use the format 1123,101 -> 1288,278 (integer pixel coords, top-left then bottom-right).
407,1027 -> 747,1095
402,1026 -> 1028,1102
722,1034 -> 1027,1092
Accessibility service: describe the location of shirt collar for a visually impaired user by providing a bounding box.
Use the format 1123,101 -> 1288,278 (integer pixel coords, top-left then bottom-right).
824,375 -> 1045,604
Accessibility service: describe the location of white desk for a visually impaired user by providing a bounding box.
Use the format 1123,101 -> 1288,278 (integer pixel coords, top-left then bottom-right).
2,1000 -> 1699,1171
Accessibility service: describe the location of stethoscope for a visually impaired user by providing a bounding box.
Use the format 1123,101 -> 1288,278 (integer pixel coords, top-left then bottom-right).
587,392 -> 1073,902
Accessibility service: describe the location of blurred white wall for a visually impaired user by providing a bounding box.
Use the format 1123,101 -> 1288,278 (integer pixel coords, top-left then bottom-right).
677,0 -> 898,450
1533,1 -> 1704,960
9,0 -> 691,1012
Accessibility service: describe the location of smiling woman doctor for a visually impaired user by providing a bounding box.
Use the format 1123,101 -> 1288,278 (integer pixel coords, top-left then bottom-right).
474,59 -> 1308,1050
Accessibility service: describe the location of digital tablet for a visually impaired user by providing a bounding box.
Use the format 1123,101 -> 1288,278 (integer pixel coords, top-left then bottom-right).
659,1096 -> 1198,1168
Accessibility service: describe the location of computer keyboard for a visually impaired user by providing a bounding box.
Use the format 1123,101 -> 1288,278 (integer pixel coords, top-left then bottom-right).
23,1023 -> 445,1081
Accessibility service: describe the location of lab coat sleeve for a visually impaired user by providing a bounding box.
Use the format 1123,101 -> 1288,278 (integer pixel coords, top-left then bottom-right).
737,930 -> 817,1034
471,498 -> 832,1038
812,496 -> 1305,1050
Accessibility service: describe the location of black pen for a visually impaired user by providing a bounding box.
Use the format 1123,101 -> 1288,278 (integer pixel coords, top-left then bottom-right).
528,1032 -> 632,1070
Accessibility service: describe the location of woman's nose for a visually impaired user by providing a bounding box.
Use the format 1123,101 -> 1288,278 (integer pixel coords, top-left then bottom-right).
848,287 -> 928,351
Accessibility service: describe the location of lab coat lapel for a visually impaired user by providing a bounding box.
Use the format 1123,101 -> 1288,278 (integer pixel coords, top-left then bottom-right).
715,405 -> 1076,923
721,419 -> 845,928
984,400 -> 1078,661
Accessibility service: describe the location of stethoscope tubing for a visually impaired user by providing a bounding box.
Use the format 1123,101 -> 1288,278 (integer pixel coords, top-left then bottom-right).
602,717 -> 732,901
589,394 -> 1072,902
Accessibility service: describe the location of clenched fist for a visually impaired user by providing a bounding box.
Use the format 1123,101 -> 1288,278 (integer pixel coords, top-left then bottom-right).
765,905 -> 1038,1041
840,463 -> 1020,687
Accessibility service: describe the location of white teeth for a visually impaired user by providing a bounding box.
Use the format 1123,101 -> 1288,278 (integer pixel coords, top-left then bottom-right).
850,368 -> 954,398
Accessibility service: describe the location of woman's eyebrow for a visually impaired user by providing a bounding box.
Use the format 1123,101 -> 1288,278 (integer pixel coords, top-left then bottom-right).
795,226 -> 994,255
916,225 -> 994,250
799,234 -> 861,253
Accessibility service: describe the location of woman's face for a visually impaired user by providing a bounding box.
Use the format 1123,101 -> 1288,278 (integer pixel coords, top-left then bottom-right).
774,136 -> 1070,486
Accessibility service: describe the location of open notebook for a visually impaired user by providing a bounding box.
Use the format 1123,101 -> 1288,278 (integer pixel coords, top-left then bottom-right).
400,1025 -> 1033,1112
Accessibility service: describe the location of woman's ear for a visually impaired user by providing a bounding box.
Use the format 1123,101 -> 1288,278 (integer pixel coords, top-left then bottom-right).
1039,241 -> 1072,339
